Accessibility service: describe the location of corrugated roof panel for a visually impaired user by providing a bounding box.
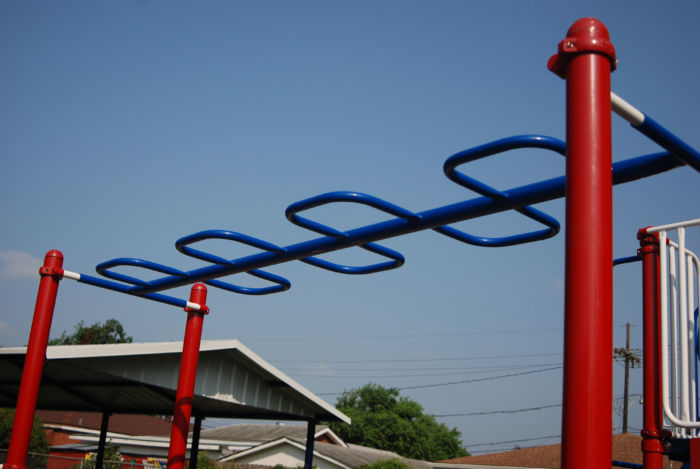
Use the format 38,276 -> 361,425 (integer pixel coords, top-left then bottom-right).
0,340 -> 349,424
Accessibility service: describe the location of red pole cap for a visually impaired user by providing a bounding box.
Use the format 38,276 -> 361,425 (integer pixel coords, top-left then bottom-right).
39,250 -> 64,278
185,283 -> 209,314
548,17 -> 617,79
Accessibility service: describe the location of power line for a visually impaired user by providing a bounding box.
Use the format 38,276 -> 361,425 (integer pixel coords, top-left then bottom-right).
468,434 -> 561,447
434,403 -> 562,417
436,392 -> 635,419
274,349 -> 639,365
289,363 -> 563,378
398,366 -> 562,391
273,352 -> 563,364
283,363 -> 560,372
249,327 -> 564,343
318,365 -> 562,396
252,323 -> 637,344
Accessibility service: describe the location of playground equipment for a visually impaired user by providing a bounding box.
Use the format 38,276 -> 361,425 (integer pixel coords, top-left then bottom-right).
5,17 -> 700,469
637,219 -> 700,469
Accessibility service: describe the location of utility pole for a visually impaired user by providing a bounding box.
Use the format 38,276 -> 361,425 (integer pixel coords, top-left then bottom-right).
614,322 -> 641,433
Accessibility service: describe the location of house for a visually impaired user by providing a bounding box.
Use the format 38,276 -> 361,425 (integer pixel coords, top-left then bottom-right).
36,410 -> 180,469
38,410 -> 174,446
199,423 -> 347,455
436,433 -> 675,469
218,435 -> 433,469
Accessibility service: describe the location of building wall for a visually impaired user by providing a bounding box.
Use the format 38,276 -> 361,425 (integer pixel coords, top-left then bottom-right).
235,445 -> 341,469
48,450 -> 168,469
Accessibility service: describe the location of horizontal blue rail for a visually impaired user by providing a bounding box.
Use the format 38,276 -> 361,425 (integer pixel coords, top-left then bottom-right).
613,256 -> 642,266
612,460 -> 645,469
67,115 -> 698,306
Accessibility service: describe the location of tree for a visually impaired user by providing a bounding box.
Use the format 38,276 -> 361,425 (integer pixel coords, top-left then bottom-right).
0,408 -> 49,468
49,319 -> 132,345
360,459 -> 412,469
328,384 -> 469,461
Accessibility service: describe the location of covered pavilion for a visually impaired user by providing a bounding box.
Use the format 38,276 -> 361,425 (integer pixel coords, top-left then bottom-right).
0,340 -> 350,467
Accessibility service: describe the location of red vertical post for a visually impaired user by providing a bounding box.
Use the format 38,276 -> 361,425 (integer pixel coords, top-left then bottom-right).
548,18 -> 617,469
6,250 -> 64,469
638,229 -> 666,469
167,283 -> 208,469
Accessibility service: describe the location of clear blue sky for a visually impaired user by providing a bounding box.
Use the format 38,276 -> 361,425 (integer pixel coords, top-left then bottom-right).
1,0 -> 699,455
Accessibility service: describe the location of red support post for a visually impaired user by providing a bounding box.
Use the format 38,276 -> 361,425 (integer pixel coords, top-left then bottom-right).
6,250 -> 64,469
548,18 -> 617,469
638,229 -> 667,469
167,283 -> 209,469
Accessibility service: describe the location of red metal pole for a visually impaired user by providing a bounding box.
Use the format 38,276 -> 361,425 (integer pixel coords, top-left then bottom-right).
6,250 -> 64,469
548,18 -> 617,469
638,229 -> 667,469
167,283 -> 208,469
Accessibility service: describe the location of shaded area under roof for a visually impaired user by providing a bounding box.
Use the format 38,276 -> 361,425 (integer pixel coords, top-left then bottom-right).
0,340 -> 349,424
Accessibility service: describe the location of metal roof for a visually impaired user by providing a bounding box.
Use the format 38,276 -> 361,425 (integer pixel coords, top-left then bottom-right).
199,423 -> 346,446
0,340 -> 349,424
224,437 -> 434,469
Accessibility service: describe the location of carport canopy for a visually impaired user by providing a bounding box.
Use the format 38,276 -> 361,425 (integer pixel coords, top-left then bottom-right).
0,339 -> 350,424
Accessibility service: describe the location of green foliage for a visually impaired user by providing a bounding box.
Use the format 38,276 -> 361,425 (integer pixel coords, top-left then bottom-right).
78,446 -> 123,469
49,319 -> 133,345
0,408 -> 49,468
190,453 -> 216,469
360,459 -> 412,469
329,384 -> 469,462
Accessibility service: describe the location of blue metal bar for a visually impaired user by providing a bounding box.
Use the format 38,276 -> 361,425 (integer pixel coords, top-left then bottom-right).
613,256 -> 642,266
75,273 -> 190,309
175,230 -> 290,294
286,191 -> 413,273
612,460 -> 644,469
118,147 -> 684,295
635,116 -> 700,172
612,92 -> 700,172
439,135 -> 564,246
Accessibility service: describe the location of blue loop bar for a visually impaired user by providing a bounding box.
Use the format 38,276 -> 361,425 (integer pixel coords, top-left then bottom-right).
440,135 -> 565,247
286,191 -> 420,237
96,258 -> 187,287
299,242 -> 405,274
206,269 -> 291,295
175,230 -> 290,295
77,128 -> 696,301
176,230 -> 285,263
285,191 -> 415,274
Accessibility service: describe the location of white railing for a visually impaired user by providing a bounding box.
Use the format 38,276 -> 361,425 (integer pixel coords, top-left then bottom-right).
649,219 -> 700,437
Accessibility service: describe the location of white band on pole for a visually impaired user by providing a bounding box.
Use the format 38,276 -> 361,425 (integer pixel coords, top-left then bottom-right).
62,270 -> 81,281
611,92 -> 645,126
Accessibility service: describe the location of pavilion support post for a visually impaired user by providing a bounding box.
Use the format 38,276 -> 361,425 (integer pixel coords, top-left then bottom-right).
190,416 -> 203,469
95,412 -> 111,469
167,284 -> 209,469
6,250 -> 64,469
548,18 -> 617,469
304,419 -> 316,469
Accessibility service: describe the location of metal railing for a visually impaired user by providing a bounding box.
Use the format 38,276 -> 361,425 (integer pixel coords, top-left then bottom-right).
649,219 -> 700,436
